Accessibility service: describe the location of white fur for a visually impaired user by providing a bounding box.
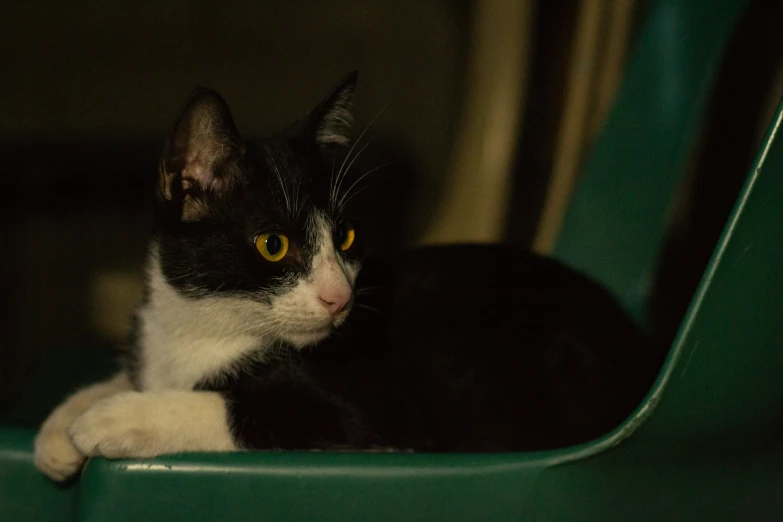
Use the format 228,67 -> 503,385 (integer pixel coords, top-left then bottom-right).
137,248 -> 277,391
34,372 -> 132,481
68,390 -> 237,459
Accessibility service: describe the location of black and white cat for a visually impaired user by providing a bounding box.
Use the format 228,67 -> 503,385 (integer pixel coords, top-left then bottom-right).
34,73 -> 661,482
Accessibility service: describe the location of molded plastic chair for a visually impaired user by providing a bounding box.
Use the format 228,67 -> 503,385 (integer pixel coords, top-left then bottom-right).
2,0 -> 782,519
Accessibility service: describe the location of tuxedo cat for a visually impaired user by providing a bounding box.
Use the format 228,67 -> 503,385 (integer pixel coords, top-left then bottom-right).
34,73 -> 661,482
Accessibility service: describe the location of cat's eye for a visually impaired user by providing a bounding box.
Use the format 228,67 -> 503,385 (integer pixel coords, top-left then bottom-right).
336,222 -> 355,252
255,233 -> 289,262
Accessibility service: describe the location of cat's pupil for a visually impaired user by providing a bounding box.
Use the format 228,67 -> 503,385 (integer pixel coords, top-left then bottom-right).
266,235 -> 282,255
336,224 -> 346,243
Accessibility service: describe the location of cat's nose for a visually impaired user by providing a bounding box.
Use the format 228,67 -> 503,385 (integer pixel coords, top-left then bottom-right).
318,290 -> 351,317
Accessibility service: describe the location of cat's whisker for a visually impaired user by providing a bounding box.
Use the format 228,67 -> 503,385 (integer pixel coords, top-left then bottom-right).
191,293 -> 272,307
332,138 -> 364,213
212,319 -> 283,351
200,325 -> 261,348
165,271 -> 203,282
231,332 -> 281,361
332,106 -> 387,212
357,303 -> 386,317
355,286 -> 387,295
265,147 -> 292,218
293,183 -> 302,221
337,161 -> 399,212
192,303 -> 268,313
334,138 -> 373,205
338,178 -> 386,215
329,150 -> 339,212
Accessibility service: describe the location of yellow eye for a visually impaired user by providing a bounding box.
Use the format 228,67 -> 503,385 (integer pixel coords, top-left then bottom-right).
338,223 -> 355,251
255,233 -> 289,262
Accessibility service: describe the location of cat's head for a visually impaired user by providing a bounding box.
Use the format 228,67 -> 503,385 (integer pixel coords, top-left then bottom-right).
152,72 -> 364,347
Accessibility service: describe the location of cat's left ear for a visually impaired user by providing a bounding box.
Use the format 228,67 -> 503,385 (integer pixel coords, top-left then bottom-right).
158,88 -> 245,221
308,71 -> 357,148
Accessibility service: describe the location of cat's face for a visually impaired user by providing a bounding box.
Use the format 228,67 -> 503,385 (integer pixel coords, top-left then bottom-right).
152,73 -> 364,347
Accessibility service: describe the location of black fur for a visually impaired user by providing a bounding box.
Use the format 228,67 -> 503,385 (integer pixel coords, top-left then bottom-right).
201,246 -> 660,451
141,73 -> 662,452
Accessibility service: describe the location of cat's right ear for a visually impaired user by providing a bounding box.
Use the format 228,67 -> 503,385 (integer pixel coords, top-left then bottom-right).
308,71 -> 357,149
158,88 -> 245,220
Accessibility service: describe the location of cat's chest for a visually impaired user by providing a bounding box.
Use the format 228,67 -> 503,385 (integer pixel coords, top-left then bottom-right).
138,323 -> 263,391
135,260 -> 272,391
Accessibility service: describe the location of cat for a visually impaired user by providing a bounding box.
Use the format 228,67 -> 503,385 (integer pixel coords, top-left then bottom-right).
34,72 -> 662,482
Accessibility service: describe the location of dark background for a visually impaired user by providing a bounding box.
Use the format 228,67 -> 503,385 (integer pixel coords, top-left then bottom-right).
1,0 -> 782,417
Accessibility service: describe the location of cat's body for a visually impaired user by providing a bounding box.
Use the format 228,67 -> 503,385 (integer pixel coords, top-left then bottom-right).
205,245 -> 656,452
34,73 -> 660,482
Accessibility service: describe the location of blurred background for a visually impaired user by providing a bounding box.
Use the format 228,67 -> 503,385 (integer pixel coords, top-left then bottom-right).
1,0 -> 782,421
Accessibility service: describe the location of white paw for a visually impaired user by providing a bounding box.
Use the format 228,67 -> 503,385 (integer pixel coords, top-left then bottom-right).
68,392 -> 160,459
34,427 -> 86,482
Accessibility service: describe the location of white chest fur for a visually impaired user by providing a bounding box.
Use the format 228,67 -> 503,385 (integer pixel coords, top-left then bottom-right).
137,249 -> 274,391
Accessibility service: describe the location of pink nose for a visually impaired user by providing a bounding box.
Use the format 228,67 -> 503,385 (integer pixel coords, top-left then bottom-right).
319,291 -> 351,317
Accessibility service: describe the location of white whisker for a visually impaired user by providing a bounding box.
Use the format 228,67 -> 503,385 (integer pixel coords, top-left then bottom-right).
329,149 -> 338,210
334,138 -> 373,205
337,161 -> 399,212
213,319 -> 282,351
164,271 -> 202,282
331,106 -> 387,212
339,179 -> 383,214
265,148 -> 292,217
356,286 -> 387,295
358,303 -> 386,317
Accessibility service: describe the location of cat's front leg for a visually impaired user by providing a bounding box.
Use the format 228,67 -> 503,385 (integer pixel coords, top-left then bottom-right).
35,372 -> 132,481
68,390 -> 238,460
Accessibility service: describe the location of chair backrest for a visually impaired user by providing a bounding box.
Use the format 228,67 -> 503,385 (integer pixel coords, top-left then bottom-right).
638,97 -> 783,445
554,0 -> 783,448
552,0 -> 753,327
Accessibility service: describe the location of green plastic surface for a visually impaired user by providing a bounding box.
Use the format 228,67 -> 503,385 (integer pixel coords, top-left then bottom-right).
4,0 -> 783,519
0,425 -> 75,521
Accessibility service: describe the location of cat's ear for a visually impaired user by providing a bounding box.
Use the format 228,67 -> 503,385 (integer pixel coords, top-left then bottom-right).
309,71 -> 357,148
158,88 -> 245,219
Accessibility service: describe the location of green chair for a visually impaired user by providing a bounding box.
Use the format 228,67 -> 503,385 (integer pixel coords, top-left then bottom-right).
3,0 -> 781,519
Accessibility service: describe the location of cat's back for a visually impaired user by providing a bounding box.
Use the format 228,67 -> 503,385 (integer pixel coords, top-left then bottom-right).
337,244 -> 661,450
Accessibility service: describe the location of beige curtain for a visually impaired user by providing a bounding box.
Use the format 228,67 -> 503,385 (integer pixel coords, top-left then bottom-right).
422,0 -> 637,251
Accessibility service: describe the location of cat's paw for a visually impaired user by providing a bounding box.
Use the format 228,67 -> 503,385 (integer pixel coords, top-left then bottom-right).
34,426 -> 86,482
68,392 -> 161,459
